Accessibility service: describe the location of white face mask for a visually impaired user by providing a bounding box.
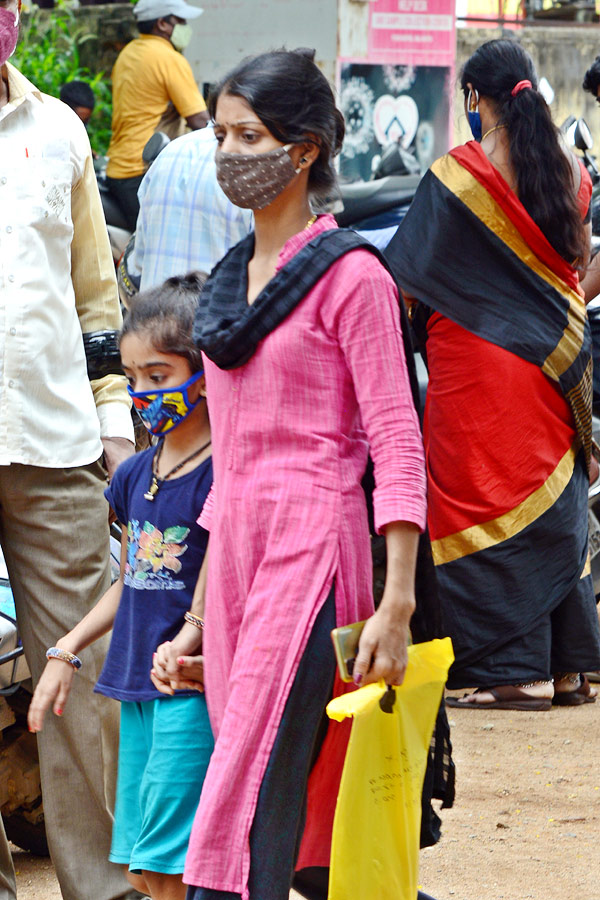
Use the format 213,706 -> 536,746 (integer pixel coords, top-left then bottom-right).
170,23 -> 192,51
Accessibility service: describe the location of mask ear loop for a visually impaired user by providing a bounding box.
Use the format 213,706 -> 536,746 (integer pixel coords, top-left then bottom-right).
467,88 -> 480,113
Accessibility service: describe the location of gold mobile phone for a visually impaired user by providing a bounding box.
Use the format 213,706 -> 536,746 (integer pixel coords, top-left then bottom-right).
330,620 -> 367,682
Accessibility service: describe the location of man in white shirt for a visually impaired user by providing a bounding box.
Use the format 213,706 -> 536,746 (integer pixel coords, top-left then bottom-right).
0,3 -> 136,898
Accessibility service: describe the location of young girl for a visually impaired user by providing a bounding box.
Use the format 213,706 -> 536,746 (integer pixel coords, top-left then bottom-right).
28,273 -> 214,900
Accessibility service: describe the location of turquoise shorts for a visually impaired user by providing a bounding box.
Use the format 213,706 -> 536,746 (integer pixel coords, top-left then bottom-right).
109,694 -> 213,874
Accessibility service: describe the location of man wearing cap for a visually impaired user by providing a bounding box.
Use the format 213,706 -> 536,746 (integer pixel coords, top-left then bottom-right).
105,0 -> 208,231
0,1 -> 137,899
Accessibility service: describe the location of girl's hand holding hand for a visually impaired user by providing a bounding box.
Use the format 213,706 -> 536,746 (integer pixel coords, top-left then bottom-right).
150,647 -> 205,694
151,623 -> 204,694
28,660 -> 76,733
151,640 -> 178,695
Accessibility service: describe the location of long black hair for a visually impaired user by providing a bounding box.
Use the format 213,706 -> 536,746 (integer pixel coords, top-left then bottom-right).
461,40 -> 586,264
208,48 -> 345,199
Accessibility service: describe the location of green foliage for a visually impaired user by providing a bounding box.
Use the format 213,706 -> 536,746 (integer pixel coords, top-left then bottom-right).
13,0 -> 112,155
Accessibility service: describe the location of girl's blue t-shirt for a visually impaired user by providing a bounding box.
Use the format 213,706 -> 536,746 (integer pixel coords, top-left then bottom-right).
95,446 -> 212,702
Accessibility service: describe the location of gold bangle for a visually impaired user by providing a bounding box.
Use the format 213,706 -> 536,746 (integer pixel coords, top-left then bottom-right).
184,611 -> 205,630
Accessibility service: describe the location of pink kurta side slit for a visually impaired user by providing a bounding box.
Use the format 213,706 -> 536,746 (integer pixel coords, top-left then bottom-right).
184,215 -> 426,897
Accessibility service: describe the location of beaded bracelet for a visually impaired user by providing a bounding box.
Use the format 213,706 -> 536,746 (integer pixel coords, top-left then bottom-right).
184,611 -> 205,630
46,647 -> 82,670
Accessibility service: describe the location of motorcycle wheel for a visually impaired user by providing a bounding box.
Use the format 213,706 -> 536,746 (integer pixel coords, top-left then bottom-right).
3,806 -> 49,857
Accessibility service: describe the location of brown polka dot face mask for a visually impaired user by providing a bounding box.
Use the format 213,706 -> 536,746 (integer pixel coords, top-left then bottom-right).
215,143 -> 299,210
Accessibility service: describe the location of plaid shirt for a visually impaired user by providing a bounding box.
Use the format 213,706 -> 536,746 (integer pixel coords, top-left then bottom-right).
132,126 -> 253,291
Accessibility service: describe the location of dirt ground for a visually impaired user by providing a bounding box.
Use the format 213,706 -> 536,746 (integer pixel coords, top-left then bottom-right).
11,697 -> 600,900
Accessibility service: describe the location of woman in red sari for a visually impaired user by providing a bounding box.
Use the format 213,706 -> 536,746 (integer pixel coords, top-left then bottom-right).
387,39 -> 600,710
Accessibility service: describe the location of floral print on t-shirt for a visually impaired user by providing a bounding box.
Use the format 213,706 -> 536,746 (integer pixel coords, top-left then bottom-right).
124,519 -> 189,590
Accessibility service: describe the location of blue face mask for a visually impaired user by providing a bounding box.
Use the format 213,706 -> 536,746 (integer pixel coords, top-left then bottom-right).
128,370 -> 204,435
467,89 -> 482,142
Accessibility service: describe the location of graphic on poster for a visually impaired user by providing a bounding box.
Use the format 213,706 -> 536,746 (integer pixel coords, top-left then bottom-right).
338,63 -> 451,182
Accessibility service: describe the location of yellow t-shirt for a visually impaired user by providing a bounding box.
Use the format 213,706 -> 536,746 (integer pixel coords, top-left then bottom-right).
106,34 -> 206,179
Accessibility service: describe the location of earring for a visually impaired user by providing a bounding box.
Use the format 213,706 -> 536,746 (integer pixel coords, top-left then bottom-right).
467,89 -> 482,142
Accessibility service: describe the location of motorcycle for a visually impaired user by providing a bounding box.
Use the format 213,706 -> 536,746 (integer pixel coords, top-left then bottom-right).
334,142 -> 421,249
562,116 -> 600,243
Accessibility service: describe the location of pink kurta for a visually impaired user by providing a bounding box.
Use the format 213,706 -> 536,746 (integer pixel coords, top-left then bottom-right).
184,214 -> 426,897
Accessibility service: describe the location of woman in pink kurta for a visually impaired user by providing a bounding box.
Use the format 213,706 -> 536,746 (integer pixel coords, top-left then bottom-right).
155,50 -> 426,900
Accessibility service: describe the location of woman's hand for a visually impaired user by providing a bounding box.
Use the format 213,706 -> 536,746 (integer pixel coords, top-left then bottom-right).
352,595 -> 413,687
353,521 -> 419,687
151,624 -> 204,694
28,660 -> 76,733
151,654 -> 205,693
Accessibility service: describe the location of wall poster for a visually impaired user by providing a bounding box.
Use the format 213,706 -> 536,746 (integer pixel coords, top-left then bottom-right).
338,63 -> 452,182
338,0 -> 456,182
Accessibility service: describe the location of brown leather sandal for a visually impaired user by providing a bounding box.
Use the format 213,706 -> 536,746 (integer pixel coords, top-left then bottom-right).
446,684 -> 552,711
552,674 -> 597,706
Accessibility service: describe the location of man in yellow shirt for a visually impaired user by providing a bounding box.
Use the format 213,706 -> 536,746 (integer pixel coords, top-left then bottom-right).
106,0 -> 209,229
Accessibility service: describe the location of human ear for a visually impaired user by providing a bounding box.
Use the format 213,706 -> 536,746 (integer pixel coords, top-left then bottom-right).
156,16 -> 173,36
192,374 -> 207,399
298,135 -> 321,169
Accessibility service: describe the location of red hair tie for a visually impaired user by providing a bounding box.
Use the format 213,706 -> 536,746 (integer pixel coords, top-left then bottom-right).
511,80 -> 532,97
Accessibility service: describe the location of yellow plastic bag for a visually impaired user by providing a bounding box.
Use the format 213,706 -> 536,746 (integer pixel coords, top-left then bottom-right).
326,637 -> 454,900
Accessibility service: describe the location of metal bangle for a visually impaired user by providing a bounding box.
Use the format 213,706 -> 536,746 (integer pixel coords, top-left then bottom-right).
46,647 -> 82,670
184,612 -> 205,630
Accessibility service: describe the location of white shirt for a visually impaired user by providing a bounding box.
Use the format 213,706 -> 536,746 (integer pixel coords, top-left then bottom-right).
0,64 -> 133,468
132,127 -> 253,290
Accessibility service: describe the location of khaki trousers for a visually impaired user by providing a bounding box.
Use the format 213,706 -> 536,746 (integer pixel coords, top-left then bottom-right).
0,462 -> 131,900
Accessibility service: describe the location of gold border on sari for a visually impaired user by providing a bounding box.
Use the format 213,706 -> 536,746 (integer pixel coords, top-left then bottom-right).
431,155 -> 586,383
431,443 -> 578,566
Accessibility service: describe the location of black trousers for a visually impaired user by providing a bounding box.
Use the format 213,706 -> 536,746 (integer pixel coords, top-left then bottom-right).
105,173 -> 144,232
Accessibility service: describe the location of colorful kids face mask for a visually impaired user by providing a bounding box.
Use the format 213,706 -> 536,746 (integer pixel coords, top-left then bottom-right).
128,370 -> 204,435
